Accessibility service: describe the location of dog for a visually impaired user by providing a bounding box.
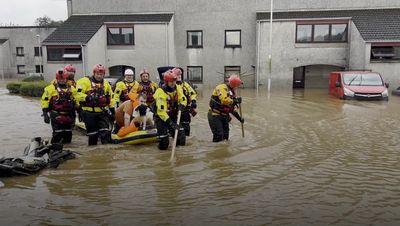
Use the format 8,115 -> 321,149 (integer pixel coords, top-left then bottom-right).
131,100 -> 154,130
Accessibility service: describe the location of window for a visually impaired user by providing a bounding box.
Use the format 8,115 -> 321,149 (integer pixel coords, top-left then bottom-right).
107,27 -> 134,45
225,30 -> 241,48
187,66 -> 203,83
34,47 -> 42,57
16,47 -> 24,56
313,24 -> 330,42
17,65 -> 25,74
47,47 -> 82,61
35,65 -> 44,73
224,66 -> 241,82
296,25 -> 312,42
371,45 -> 400,61
187,30 -> 203,48
296,23 -> 348,43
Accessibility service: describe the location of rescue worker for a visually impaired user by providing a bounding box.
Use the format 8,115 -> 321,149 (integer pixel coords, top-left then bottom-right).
153,70 -> 187,150
64,64 -> 77,87
132,69 -> 158,106
171,67 -> 197,136
75,64 -> 115,145
208,74 -> 244,142
113,68 -> 139,107
41,69 -> 77,144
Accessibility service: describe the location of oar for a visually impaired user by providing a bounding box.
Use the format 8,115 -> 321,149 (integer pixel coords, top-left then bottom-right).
170,110 -> 182,162
239,103 -> 244,137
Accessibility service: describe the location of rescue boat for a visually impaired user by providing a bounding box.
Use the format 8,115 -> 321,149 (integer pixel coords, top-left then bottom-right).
74,119 -> 158,145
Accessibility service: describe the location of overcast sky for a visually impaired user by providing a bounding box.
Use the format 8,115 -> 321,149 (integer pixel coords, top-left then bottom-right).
0,0 -> 68,26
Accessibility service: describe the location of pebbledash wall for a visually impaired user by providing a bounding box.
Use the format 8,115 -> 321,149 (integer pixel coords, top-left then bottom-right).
0,27 -> 56,79
44,0 -> 400,88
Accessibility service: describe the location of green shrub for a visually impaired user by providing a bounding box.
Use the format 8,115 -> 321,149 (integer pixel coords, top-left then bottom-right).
22,75 -> 44,82
19,81 -> 48,97
6,82 -> 23,94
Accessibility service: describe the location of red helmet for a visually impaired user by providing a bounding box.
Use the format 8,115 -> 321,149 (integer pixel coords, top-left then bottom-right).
56,69 -> 68,81
140,69 -> 150,77
171,67 -> 182,81
228,74 -> 242,88
64,64 -> 76,73
163,70 -> 177,82
93,64 -> 106,75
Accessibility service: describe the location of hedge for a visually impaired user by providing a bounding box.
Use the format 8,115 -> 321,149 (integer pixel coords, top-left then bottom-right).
6,81 -> 49,97
21,75 -> 44,82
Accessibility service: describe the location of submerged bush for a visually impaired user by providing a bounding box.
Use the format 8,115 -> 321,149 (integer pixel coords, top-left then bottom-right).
6,82 -> 23,94
22,75 -> 44,82
7,81 -> 48,97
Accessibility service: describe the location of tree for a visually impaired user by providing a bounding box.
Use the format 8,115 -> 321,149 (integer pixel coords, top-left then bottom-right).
35,16 -> 63,27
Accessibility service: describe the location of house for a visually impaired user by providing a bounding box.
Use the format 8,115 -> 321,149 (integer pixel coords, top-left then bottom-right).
0,26 -> 56,79
38,0 -> 400,89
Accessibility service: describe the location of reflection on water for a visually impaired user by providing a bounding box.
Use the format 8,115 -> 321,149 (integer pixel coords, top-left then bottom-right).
1,86 -> 400,225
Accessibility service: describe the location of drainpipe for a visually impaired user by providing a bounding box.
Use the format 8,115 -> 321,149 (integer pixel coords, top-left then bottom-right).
256,21 -> 261,95
81,44 -> 86,76
268,0 -> 273,92
165,23 -> 169,66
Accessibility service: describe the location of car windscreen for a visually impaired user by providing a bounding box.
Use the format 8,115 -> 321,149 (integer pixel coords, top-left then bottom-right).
343,73 -> 383,86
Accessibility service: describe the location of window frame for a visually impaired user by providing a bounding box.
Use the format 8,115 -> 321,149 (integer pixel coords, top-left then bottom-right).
224,66 -> 241,82
187,30 -> 203,48
16,47 -> 24,56
225,29 -> 241,48
47,46 -> 82,62
34,47 -> 43,57
107,26 -> 135,46
370,43 -> 400,62
295,22 -> 348,43
35,65 -> 44,73
187,66 -> 203,83
17,65 -> 25,74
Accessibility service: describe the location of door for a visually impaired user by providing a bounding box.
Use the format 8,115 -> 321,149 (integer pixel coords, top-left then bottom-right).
293,66 -> 305,88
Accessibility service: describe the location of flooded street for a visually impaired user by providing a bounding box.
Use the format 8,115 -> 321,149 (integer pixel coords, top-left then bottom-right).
1,84 -> 400,226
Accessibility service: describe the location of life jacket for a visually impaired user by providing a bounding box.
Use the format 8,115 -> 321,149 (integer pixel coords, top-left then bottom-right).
180,81 -> 192,104
50,83 -> 75,112
139,81 -> 155,103
83,77 -> 110,108
209,85 -> 236,115
162,85 -> 179,117
67,79 -> 76,88
120,81 -> 134,102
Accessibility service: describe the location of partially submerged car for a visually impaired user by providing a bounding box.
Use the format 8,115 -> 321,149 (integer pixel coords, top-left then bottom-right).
329,71 -> 389,100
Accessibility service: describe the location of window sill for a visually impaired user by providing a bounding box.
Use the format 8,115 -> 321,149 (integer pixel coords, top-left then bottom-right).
16,55 -> 24,57
187,46 -> 203,49
370,60 -> 400,63
224,45 -> 241,48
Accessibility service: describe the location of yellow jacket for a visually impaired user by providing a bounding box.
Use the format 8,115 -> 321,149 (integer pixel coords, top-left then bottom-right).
132,81 -> 158,105
209,83 -> 236,116
113,80 -> 139,105
41,82 -> 77,112
153,85 -> 187,122
178,81 -> 197,104
75,76 -> 115,112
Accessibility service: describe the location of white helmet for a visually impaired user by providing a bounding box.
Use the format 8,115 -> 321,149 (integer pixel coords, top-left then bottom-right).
124,69 -> 134,76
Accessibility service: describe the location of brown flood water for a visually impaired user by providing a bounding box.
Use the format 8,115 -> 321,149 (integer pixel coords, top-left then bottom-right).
1,84 -> 400,226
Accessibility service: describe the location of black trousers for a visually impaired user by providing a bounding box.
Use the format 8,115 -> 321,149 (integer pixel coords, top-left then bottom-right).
154,116 -> 186,150
208,111 -> 230,142
180,108 -> 191,136
82,111 -> 111,145
50,111 -> 73,144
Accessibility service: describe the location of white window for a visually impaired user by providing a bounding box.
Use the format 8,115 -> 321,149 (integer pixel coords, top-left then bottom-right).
225,30 -> 241,47
187,66 -> 203,83
187,30 -> 203,48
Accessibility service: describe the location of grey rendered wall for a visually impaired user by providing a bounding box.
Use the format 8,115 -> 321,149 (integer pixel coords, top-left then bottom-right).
86,26 -> 107,77
258,21 -> 348,89
348,21 -> 366,70
106,23 -> 170,83
0,41 -> 11,78
70,0 -> 258,87
0,27 -> 55,78
256,0 -> 400,11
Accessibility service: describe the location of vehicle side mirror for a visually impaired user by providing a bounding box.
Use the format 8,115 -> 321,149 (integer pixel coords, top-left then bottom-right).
385,82 -> 389,88
335,81 -> 341,88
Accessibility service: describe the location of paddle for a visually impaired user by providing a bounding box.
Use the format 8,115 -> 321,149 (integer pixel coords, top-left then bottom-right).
239,103 -> 244,137
170,109 -> 182,162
